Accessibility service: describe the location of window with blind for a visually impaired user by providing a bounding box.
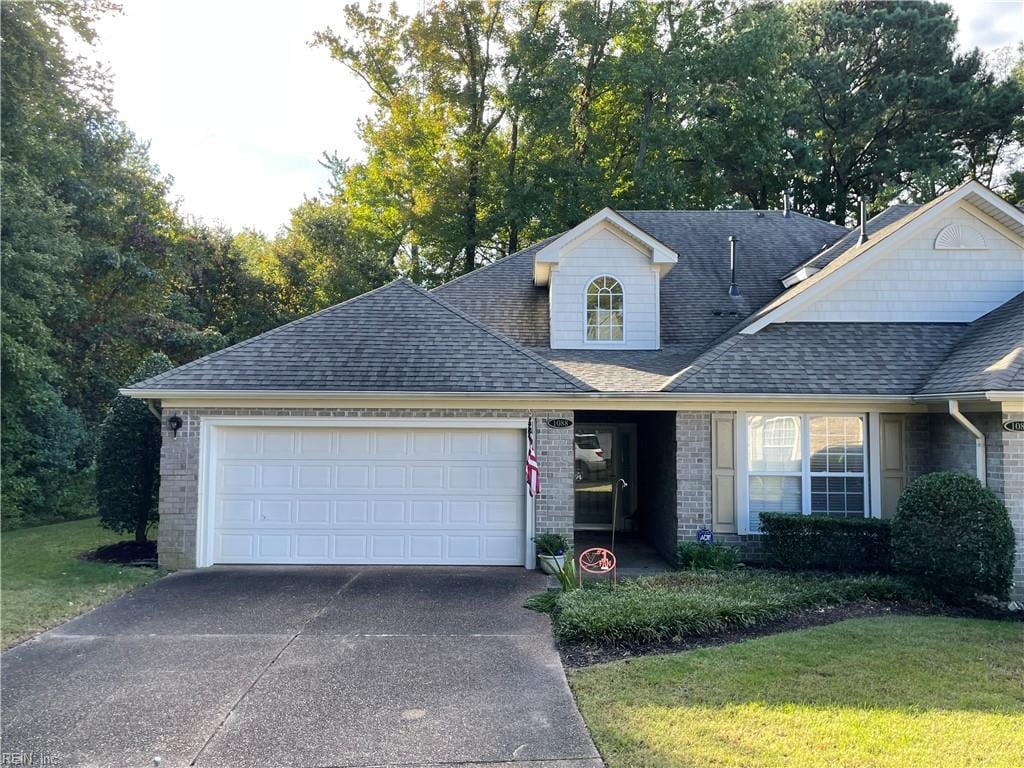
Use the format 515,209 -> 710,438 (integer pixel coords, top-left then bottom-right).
746,414 -> 867,532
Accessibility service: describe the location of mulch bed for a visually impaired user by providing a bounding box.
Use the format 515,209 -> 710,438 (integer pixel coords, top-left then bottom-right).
80,540 -> 158,568
557,600 -> 1021,668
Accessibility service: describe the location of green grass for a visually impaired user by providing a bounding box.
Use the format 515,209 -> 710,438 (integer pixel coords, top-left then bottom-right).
570,616 -> 1024,768
1,517 -> 161,649
545,569 -> 930,646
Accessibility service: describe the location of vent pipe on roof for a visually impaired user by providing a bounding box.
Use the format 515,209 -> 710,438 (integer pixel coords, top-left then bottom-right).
783,189 -> 792,218
857,195 -> 870,245
728,235 -> 741,297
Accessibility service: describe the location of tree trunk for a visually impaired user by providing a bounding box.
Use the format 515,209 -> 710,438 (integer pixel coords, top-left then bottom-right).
463,155 -> 480,275
507,118 -> 519,255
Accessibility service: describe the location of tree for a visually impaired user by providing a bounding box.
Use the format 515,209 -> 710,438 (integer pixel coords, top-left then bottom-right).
95,353 -> 173,543
315,0 -> 512,279
788,0 -> 970,222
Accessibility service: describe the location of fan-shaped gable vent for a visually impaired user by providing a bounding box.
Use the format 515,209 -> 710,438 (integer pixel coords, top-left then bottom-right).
934,223 -> 987,250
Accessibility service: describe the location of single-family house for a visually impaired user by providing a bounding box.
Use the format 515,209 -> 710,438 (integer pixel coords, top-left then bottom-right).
124,180 -> 1024,596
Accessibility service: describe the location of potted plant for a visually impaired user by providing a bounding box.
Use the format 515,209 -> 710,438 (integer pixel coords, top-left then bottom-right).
534,533 -> 569,574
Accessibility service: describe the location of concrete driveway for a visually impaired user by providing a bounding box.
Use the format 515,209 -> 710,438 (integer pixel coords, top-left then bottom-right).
1,567 -> 601,768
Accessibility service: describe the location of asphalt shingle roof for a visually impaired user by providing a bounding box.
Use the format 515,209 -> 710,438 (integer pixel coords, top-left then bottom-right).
131,279 -> 589,392
782,205 -> 919,279
439,212 -> 847,351
432,237 -> 554,346
133,188 -> 1020,398
919,291 -> 1024,395
529,344 -> 705,392
665,323 -> 970,395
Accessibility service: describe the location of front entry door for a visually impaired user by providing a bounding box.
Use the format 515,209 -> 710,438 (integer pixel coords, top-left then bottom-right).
573,423 -> 636,530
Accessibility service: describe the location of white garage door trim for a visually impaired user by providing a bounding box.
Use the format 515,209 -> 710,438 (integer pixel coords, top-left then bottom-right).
195,417 -> 535,568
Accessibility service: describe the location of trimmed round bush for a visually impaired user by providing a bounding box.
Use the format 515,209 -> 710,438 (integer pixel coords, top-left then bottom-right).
892,471 -> 1015,600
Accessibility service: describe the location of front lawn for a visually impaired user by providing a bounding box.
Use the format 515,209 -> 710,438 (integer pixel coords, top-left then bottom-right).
539,569 -> 929,648
1,518 -> 160,649
570,616 -> 1024,768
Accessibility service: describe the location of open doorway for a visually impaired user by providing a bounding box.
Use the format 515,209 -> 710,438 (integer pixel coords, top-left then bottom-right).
573,410 -> 677,566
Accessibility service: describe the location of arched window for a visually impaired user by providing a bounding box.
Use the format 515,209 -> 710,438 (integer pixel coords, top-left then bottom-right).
586,276 -> 624,341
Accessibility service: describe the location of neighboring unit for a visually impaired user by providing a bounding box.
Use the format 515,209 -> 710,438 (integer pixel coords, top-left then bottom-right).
124,181 -> 1024,597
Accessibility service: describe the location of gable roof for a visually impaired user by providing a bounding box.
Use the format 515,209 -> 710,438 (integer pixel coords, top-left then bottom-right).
129,279 -> 589,393
919,291 -> 1024,396
781,204 -> 919,281
437,210 -> 847,355
532,207 -> 679,285
743,180 -> 1024,334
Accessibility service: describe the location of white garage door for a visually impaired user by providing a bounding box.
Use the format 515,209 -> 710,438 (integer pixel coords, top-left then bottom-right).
208,425 -> 527,565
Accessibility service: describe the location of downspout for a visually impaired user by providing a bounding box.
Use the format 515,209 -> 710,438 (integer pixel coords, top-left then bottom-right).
948,400 -> 986,486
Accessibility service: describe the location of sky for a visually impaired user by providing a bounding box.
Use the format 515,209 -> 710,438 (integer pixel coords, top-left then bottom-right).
81,0 -> 1024,235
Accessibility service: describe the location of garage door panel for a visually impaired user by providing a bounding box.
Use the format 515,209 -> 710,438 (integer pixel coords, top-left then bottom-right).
260,465 -> 294,489
410,430 -> 446,457
297,430 -> 332,458
411,500 -> 443,524
220,464 -> 257,492
297,465 -> 332,489
338,465 -> 370,489
262,430 -> 297,458
296,500 -> 331,524
210,426 -> 526,566
373,465 -> 407,489
486,431 -> 523,457
371,500 -> 405,524
296,534 -> 330,558
373,431 -> 409,457
336,500 -> 368,523
221,430 -> 259,458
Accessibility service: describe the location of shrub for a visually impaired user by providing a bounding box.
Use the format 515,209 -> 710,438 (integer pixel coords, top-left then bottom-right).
677,541 -> 739,570
760,513 -> 892,572
534,533 -> 568,556
96,353 -> 174,543
892,471 -> 1015,600
550,570 -> 925,646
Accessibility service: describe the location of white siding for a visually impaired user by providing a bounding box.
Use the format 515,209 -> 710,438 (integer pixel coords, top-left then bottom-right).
791,208 -> 1023,323
549,226 -> 661,349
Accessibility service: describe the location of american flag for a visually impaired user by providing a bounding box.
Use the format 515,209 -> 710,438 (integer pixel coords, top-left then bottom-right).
526,419 -> 540,497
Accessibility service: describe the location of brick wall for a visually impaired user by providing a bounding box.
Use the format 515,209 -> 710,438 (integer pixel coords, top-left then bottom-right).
674,411 -> 763,559
905,414 -> 931,482
916,410 -> 1021,599
156,407 -> 574,569
998,411 -> 1023,599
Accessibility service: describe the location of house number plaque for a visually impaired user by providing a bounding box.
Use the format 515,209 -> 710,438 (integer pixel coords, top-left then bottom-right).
546,418 -> 573,428
1004,420 -> 1024,433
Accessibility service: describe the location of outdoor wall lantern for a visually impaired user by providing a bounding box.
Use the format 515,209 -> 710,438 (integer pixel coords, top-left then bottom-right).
168,414 -> 183,439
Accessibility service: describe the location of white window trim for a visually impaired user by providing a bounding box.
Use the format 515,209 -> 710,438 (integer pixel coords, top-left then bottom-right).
738,411 -> 872,534
582,274 -> 626,346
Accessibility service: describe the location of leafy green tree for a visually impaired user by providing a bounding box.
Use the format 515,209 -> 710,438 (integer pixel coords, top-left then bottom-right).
785,0 -> 1015,222
95,353 -> 173,543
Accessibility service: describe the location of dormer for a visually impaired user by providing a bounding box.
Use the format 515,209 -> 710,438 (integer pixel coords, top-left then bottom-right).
533,208 -> 678,350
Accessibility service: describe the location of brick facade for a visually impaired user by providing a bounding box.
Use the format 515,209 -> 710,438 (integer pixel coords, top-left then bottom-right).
156,407 -> 574,569
674,411 -> 763,559
999,411 -> 1024,599
915,410 -> 1021,598
158,405 -> 1024,598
